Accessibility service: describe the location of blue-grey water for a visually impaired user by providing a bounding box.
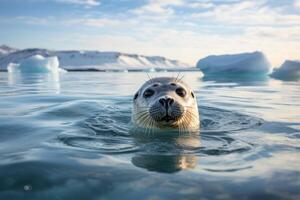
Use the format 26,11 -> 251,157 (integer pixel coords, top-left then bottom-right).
0,72 -> 299,200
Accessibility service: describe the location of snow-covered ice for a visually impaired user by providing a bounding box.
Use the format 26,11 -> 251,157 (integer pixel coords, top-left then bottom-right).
0,45 -> 17,57
0,46 -> 191,71
7,55 -> 65,74
270,60 -> 300,81
196,51 -> 271,76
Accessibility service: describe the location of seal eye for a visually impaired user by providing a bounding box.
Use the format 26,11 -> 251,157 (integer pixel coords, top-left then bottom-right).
143,89 -> 155,98
152,83 -> 159,87
133,92 -> 138,100
170,83 -> 176,86
175,87 -> 186,97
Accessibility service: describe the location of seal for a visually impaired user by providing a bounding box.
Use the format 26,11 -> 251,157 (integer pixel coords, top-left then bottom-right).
132,77 -> 199,133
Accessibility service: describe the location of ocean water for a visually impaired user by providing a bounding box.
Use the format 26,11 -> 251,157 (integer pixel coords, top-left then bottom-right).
0,72 -> 299,200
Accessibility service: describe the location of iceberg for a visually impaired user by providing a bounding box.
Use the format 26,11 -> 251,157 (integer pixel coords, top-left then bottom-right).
270,60 -> 300,81
196,51 -> 271,76
7,55 -> 65,74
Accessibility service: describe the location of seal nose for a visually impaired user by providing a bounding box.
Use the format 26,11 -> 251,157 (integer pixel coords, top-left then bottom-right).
159,97 -> 174,107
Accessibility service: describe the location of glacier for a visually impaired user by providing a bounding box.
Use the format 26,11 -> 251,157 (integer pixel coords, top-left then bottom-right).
270,60 -> 300,81
196,51 -> 271,76
7,55 -> 65,74
0,46 -> 192,71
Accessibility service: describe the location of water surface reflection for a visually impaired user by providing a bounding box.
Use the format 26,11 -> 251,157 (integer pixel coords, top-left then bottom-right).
132,134 -> 200,173
0,72 -> 299,200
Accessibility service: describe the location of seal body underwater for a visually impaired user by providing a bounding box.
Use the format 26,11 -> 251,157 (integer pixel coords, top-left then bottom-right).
131,77 -> 199,132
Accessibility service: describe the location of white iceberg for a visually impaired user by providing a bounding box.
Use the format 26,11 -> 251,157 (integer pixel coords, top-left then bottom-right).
270,60 -> 300,81
7,55 -> 65,73
196,51 -> 271,76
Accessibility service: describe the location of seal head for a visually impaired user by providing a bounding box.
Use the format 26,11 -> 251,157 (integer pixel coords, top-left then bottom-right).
132,77 -> 199,132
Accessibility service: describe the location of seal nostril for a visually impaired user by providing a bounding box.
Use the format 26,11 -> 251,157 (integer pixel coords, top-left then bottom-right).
159,98 -> 166,106
167,98 -> 174,105
159,98 -> 174,107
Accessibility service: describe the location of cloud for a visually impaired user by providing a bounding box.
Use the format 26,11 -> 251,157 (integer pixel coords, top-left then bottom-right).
295,0 -> 300,7
2,16 -> 51,25
132,0 -> 183,15
152,0 -> 183,6
63,18 -> 300,67
246,26 -> 300,41
133,3 -> 170,14
56,0 -> 100,7
187,2 -> 214,9
64,18 -> 121,27
2,0 -> 299,67
191,1 -> 300,26
48,0 -> 300,66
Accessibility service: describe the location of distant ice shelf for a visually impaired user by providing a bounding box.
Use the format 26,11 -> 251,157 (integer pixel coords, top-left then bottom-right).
0,46 -> 192,71
0,45 -> 18,57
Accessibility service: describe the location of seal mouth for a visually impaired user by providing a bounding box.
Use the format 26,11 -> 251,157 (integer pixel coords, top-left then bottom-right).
161,114 -> 176,122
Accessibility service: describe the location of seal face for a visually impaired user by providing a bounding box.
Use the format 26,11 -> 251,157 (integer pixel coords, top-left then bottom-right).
132,77 -> 199,132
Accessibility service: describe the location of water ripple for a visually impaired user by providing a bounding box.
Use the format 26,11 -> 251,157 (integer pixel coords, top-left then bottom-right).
200,106 -> 263,133
56,104 -> 262,158
60,136 -> 139,153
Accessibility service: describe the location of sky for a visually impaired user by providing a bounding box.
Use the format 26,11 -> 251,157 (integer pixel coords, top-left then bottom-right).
0,0 -> 299,67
